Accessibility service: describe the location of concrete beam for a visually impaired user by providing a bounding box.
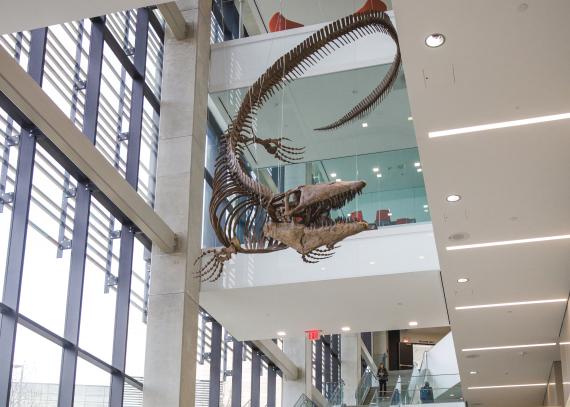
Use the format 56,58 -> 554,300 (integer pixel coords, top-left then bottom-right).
252,340 -> 300,380
310,386 -> 329,407
158,2 -> 188,40
0,45 -> 177,253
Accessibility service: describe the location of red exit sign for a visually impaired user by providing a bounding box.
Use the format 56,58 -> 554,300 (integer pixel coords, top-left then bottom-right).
306,330 -> 321,341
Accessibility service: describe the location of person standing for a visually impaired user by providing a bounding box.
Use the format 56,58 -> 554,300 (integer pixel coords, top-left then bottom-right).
377,363 -> 389,397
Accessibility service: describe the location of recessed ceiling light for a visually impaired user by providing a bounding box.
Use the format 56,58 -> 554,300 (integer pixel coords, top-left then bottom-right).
447,194 -> 461,202
469,383 -> 547,390
336,179 -> 342,182
341,326 -> 351,332
277,331 -> 286,337
372,167 -> 379,172
457,278 -> 470,283
417,168 -> 423,173
423,204 -> 429,208
428,113 -> 570,138
409,321 -> 418,327
425,33 -> 445,48
455,298 -> 567,310
408,116 -> 413,121
470,371 -> 479,375
424,209 -> 429,213
419,255 -> 425,260
387,212 -> 392,216
376,173 -> 382,178
369,261 -> 376,265
320,267 -> 326,271
330,173 -> 337,178
462,343 -> 556,352
362,122 -> 368,128
414,162 -> 421,167
447,234 -> 570,251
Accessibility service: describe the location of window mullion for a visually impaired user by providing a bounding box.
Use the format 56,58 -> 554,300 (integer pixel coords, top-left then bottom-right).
0,27 -> 47,406
57,16 -> 105,407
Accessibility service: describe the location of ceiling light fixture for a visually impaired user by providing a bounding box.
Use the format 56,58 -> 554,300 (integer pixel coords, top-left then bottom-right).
468,383 -> 547,390
362,122 -> 368,128
330,173 -> 337,178
446,194 -> 461,202
277,331 -> 287,337
456,298 -> 567,310
409,321 -> 419,327
373,167 -> 380,172
414,162 -> 421,167
341,326 -> 351,332
388,212 -> 392,216
469,371 -> 479,375
428,113 -> 570,138
369,261 -> 376,265
376,173 -> 382,178
336,179 -> 342,182
457,278 -> 470,283
559,342 -> 570,346
447,234 -> 570,251
425,33 -> 446,48
417,168 -> 423,173
408,116 -> 413,121
423,204 -> 429,208
462,343 -> 556,352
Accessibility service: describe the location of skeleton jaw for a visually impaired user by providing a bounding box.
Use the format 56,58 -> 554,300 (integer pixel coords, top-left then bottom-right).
264,220 -> 368,255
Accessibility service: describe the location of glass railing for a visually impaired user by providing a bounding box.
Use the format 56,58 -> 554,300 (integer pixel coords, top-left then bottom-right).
354,371 -> 462,406
293,393 -> 318,407
258,147 -> 429,228
325,380 -> 344,406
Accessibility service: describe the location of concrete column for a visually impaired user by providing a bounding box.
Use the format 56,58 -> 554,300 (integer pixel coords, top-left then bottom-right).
341,333 -> 362,406
143,1 -> 211,406
282,336 -> 312,405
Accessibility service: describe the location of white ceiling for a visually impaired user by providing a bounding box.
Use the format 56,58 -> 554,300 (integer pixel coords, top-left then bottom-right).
393,0 -> 570,406
0,0 -> 175,35
201,270 -> 449,340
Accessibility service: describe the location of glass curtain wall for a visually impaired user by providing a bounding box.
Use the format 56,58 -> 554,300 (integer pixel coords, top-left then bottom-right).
0,6 -> 164,407
195,310 -> 283,406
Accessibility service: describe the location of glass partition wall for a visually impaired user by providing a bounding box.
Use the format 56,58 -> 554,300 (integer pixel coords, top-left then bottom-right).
208,62 -> 429,230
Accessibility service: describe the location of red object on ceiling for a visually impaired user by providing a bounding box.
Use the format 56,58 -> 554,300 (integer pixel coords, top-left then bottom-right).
356,0 -> 388,14
268,12 -> 304,32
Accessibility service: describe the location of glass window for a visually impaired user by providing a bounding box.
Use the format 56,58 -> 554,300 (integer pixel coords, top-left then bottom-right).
195,312 -> 211,406
259,362 -> 268,407
276,374 -> 283,407
241,345 -> 252,404
78,199 -> 119,363
19,147 -> 74,335
10,324 -> 62,406
125,239 -> 150,379
74,357 -> 111,406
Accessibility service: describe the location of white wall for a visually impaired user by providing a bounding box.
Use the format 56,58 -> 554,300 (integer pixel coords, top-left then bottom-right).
559,302 -> 570,406
425,333 -> 460,399
202,223 -> 439,290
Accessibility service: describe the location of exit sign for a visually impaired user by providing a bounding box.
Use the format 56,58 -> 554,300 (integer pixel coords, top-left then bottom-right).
306,330 -> 321,341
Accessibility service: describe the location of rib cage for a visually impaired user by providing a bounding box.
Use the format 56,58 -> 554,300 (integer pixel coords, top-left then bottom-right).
202,11 -> 400,281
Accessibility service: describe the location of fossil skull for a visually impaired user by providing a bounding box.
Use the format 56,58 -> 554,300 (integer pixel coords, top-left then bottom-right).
265,180 -> 368,254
